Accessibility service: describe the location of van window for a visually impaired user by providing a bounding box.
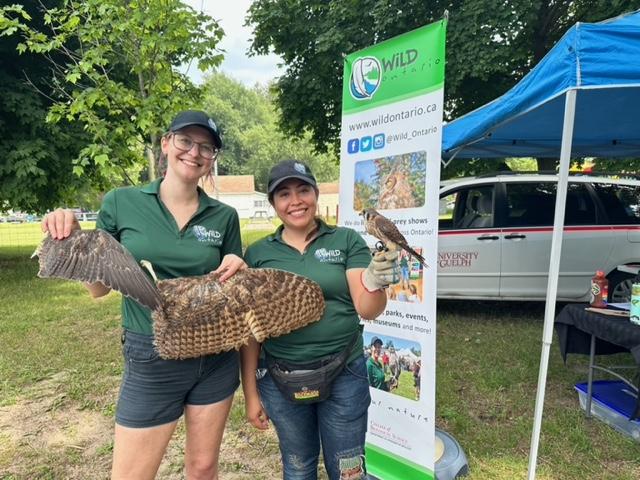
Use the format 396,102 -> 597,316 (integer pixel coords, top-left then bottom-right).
505,183 -> 555,227
565,184 -> 597,225
438,191 -> 458,230
504,182 -> 596,227
593,183 -> 640,224
439,186 -> 494,230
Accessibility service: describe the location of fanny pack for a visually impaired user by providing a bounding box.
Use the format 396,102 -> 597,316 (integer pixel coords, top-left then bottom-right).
265,332 -> 359,404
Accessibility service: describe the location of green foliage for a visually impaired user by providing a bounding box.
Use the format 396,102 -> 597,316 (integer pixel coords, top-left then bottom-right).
202,72 -> 339,190
247,0 -> 639,161
0,0 -> 94,213
0,0 -> 224,197
592,157 -> 640,176
442,158 -> 516,180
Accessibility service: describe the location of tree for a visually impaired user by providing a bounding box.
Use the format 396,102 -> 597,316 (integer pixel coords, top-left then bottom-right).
0,0 -> 95,213
201,72 -> 339,191
0,0 -> 224,197
246,0 -> 639,174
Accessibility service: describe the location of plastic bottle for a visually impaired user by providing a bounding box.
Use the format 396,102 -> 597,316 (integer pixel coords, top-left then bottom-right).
590,270 -> 608,308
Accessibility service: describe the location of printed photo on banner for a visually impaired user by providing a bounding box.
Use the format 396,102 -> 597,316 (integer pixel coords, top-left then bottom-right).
353,151 -> 426,211
364,332 -> 422,401
388,249 -> 424,304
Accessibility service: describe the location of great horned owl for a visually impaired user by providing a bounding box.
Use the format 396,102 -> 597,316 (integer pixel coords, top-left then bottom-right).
378,171 -> 416,209
33,230 -> 325,359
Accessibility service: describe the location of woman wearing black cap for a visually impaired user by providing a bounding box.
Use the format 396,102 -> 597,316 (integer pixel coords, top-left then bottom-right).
42,110 -> 245,479
240,160 -> 398,480
366,337 -> 388,391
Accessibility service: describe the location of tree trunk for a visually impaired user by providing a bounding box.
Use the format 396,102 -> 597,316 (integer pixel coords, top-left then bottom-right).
536,157 -> 558,172
146,133 -> 159,180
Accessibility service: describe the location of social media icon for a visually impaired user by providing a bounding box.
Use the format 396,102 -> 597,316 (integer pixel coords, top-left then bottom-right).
360,136 -> 372,152
373,133 -> 385,149
347,138 -> 359,154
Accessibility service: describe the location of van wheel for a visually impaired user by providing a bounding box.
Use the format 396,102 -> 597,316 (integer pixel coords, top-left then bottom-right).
607,271 -> 636,303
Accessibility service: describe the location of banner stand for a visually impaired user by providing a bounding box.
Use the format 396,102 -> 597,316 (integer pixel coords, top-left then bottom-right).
339,18 -> 447,480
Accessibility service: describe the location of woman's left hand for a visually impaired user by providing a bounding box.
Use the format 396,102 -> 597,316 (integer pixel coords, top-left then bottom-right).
214,254 -> 247,282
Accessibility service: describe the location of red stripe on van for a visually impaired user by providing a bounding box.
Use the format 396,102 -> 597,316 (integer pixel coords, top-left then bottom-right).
438,225 -> 640,235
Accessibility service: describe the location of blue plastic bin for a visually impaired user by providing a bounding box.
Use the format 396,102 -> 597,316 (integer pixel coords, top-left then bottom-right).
574,380 -> 640,442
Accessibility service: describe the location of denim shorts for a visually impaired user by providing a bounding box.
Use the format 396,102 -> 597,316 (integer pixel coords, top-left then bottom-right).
116,330 -> 240,428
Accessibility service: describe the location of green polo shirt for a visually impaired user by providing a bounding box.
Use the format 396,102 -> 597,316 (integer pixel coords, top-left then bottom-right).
367,356 -> 386,389
244,221 -> 371,363
96,178 -> 242,335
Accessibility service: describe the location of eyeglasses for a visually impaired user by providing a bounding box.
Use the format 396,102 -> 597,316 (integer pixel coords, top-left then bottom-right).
171,133 -> 219,160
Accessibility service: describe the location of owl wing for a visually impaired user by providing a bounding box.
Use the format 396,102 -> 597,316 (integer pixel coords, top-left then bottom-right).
151,268 -> 325,359
34,230 -> 161,311
231,269 -> 325,343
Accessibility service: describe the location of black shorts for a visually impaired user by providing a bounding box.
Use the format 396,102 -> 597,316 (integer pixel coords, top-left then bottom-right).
116,330 -> 240,428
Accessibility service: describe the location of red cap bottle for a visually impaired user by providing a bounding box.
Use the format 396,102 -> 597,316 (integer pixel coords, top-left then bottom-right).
590,270 -> 608,308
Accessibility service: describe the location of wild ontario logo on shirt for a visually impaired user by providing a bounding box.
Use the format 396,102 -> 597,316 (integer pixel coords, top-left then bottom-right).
314,248 -> 344,263
192,225 -> 223,245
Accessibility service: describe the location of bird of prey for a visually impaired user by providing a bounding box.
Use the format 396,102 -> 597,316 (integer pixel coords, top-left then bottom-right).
360,208 -> 427,268
378,172 -> 416,209
33,230 -> 325,359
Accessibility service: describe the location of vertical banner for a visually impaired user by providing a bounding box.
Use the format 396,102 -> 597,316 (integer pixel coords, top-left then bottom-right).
339,19 -> 446,480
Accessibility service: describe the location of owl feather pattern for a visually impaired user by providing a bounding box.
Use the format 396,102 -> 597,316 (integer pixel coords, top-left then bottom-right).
33,230 -> 325,359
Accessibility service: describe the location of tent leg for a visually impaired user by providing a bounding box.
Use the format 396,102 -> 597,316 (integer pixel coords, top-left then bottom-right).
527,89 -> 577,480
585,334 -> 597,418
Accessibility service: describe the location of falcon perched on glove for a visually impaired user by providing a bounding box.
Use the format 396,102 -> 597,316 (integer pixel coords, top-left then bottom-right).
360,208 -> 427,268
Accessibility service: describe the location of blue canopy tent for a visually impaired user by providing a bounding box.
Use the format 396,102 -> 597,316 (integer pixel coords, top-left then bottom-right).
441,10 -> 640,480
443,10 -> 640,162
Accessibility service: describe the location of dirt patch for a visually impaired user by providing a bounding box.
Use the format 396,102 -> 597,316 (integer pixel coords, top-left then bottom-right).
0,371 -> 114,478
0,372 -> 290,479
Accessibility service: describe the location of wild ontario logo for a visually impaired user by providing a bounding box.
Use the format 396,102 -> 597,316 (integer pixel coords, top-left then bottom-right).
350,56 -> 382,101
193,225 -> 222,244
314,248 -> 344,263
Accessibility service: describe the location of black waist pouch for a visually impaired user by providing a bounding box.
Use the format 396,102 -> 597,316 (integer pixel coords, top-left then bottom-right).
265,333 -> 358,404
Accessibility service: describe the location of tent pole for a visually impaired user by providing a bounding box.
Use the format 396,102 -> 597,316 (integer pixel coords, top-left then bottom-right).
527,88 -> 577,480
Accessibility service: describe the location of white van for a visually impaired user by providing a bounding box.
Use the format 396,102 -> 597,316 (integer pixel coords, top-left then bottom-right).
437,174 -> 640,302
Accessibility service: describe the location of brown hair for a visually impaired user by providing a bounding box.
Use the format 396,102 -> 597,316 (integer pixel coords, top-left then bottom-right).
156,132 -> 171,177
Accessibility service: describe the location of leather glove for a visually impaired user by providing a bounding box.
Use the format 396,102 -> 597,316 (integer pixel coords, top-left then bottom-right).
361,250 -> 400,292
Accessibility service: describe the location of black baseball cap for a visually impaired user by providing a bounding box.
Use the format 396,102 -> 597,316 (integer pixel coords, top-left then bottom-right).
168,110 -> 222,149
267,160 -> 318,195
370,336 -> 383,347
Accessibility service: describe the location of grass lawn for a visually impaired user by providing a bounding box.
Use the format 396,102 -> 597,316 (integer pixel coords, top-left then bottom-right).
0,219 -> 278,250
1,225 -> 639,479
390,370 -> 417,401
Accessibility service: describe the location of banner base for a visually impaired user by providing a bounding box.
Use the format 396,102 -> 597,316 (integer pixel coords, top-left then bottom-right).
433,429 -> 469,479
366,429 -> 468,480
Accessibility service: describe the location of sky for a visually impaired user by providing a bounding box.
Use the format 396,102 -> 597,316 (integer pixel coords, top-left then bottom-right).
182,0 -> 282,86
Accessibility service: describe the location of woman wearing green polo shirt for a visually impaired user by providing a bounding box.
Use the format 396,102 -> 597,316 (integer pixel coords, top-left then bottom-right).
42,111 -> 245,480
240,160 -> 398,480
